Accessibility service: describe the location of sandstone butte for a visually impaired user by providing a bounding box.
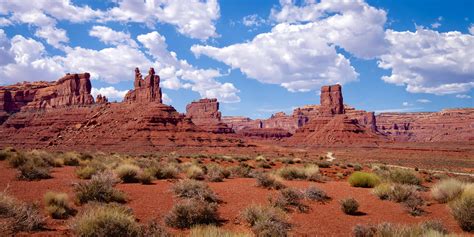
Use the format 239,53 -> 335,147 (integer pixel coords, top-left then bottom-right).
0,68 -> 473,151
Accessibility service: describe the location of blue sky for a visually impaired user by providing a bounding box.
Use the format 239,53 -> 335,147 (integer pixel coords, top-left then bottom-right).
0,0 -> 472,118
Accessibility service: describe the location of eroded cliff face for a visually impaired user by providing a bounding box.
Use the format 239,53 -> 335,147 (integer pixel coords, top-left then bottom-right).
0,68 -> 244,151
185,98 -> 233,133
376,109 -> 474,142
124,68 -> 162,103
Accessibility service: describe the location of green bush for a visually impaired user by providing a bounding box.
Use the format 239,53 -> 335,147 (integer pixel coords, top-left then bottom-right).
172,179 -> 220,203
340,198 -> 359,215
348,172 -> 380,188
165,199 -> 219,229
255,173 -> 285,190
241,205 -> 290,237
71,204 -> 141,237
431,178 -> 465,203
44,192 -> 75,219
115,164 -> 140,183
189,225 -> 250,237
388,169 -> 421,185
449,191 -> 474,232
74,171 -> 126,204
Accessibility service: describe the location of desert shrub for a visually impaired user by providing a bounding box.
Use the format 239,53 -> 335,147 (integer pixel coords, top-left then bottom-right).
277,166 -> 306,180
348,172 -> 380,188
255,173 -> 285,190
165,199 -> 219,229
449,190 -> 474,232
431,178 -> 465,203
71,203 -> 141,237
241,205 -> 290,237
61,152 -> 80,166
316,161 -> 331,168
137,171 -> 154,184
228,164 -> 253,178
44,192 -> 75,219
353,164 -> 363,171
150,164 -> 179,179
354,221 -> 451,237
186,165 -> 205,180
76,166 -> 100,179
271,188 -> 308,213
74,171 -> 126,204
140,220 -> 170,237
172,179 -> 220,203
189,225 -> 250,237
17,161 -> 51,180
373,183 -> 392,200
388,168 -> 421,185
388,184 -> 417,203
340,198 -> 359,215
207,164 -> 227,182
255,155 -> 267,162
305,186 -> 330,202
0,191 -> 45,233
115,164 -> 140,183
403,192 -> 425,216
7,152 -> 28,168
0,149 -> 12,160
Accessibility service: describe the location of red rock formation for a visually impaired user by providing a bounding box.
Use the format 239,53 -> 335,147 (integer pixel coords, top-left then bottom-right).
221,116 -> 262,132
376,108 -> 474,142
320,84 -> 344,115
237,128 -> 292,140
96,94 -> 108,104
186,98 -> 233,133
124,67 -> 162,103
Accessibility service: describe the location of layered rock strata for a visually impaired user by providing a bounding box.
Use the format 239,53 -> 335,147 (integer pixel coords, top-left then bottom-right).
185,98 -> 233,133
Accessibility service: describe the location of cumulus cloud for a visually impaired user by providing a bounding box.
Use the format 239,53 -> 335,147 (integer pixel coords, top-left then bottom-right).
91,87 -> 128,101
242,14 -> 267,27
378,29 -> 474,95
103,0 -> 220,40
469,24 -> 474,35
191,0 -> 388,92
89,26 -> 138,47
162,93 -> 172,104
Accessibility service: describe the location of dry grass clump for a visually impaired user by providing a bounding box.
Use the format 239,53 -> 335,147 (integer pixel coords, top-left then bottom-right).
61,152 -> 81,166
255,173 -> 286,190
305,186 -> 330,203
372,183 -> 392,200
0,191 -> 45,233
372,183 -> 425,216
340,198 -> 359,215
431,178 -> 465,203
44,192 -> 75,219
172,179 -> 220,203
348,172 -> 380,188
449,186 -> 474,232
206,164 -> 230,182
388,168 -> 421,185
228,163 -> 254,178
241,205 -> 290,237
17,160 -> 51,180
276,165 -> 321,181
136,170 -> 155,184
147,163 -> 179,180
270,188 -> 308,213
353,220 -> 450,237
115,164 -> 140,183
74,171 -> 126,204
71,203 -> 141,237
186,164 -> 205,180
165,199 -> 220,229
189,225 -> 251,237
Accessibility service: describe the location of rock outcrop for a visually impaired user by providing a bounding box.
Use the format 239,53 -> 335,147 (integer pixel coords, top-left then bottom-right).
124,68 -> 162,103
186,98 -> 233,133
96,94 -> 108,104
376,108 -> 474,142
320,85 -> 344,115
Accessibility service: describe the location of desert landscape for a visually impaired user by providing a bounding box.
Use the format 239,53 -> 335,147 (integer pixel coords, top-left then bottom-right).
1,0 -> 473,237
0,66 -> 472,237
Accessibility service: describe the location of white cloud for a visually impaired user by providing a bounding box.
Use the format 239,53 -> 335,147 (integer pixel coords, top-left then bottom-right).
469,24 -> 474,35
103,0 -> 220,40
374,107 -> 423,114
91,87 -> 128,101
402,102 -> 410,106
431,22 -> 441,29
242,14 -> 267,27
162,93 -> 172,104
378,29 -> 474,95
456,94 -> 472,99
416,99 -> 431,103
34,25 -> 69,48
137,31 -> 240,103
89,26 -> 138,47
